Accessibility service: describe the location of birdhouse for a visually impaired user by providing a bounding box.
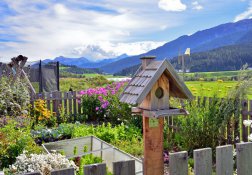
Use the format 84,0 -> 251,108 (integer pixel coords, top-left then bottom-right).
120,56 -> 193,117
120,56 -> 192,175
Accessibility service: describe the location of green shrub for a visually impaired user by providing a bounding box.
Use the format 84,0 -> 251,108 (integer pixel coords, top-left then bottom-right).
174,96 -> 235,155
79,81 -> 132,124
0,77 -> 30,117
71,123 -> 143,156
0,120 -> 41,169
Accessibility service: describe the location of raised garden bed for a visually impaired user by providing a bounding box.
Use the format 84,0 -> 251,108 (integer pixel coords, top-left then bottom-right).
42,136 -> 143,174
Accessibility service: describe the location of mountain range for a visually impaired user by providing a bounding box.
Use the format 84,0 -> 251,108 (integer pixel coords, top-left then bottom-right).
100,18 -> 252,74
43,54 -> 128,68
43,18 -> 252,74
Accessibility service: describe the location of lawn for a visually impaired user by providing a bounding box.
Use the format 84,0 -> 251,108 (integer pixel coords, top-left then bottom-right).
185,81 -> 252,99
182,70 -> 252,81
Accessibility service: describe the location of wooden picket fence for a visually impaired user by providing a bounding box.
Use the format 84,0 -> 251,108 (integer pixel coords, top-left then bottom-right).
170,142 -> 252,175
30,91 -> 81,121
31,92 -> 252,143
167,96 -> 252,144
22,160 -> 135,175
22,142 -> 252,175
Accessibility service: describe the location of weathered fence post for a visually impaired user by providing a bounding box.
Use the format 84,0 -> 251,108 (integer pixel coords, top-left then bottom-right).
51,167 -> 75,175
216,145 -> 233,175
236,142 -> 252,175
84,163 -> 107,175
113,160 -> 135,175
169,151 -> 188,175
24,172 -> 41,175
194,148 -> 212,175
241,100 -> 248,142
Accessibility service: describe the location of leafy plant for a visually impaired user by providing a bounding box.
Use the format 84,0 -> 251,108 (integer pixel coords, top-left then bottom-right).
79,81 -> 132,124
31,123 -> 74,144
71,123 -> 143,156
0,76 -> 30,117
0,120 -> 41,169
30,99 -> 56,127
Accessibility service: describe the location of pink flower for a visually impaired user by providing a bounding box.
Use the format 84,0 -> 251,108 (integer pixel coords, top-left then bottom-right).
79,90 -> 86,95
95,107 -> 99,111
98,96 -> 103,101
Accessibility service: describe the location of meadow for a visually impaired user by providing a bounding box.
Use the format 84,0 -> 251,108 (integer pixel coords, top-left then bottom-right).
182,69 -> 252,81
185,81 -> 252,98
59,74 -> 252,99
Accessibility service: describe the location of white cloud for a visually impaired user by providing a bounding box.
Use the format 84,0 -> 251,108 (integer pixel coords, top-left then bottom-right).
71,41 -> 166,60
234,1 -> 252,22
158,0 -> 187,12
192,1 -> 203,10
0,0 -> 181,61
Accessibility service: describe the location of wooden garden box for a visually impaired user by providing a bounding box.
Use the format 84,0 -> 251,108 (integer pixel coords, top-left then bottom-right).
120,56 -> 192,175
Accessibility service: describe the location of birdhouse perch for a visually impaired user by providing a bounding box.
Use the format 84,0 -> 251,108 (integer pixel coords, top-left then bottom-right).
120,56 -> 192,175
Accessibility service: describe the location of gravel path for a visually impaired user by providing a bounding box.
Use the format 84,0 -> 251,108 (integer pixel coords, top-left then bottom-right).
164,164 -> 169,175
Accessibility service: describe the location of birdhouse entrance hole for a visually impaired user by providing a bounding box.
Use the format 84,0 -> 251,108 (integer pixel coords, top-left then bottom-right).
155,87 -> 164,99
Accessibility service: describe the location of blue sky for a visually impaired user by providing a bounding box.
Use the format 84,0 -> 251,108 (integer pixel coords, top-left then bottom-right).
0,0 -> 252,61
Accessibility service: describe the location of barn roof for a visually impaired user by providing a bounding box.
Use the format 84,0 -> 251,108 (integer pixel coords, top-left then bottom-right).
119,59 -> 193,105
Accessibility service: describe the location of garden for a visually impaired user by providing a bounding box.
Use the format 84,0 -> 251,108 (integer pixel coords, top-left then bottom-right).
1,66 -> 252,174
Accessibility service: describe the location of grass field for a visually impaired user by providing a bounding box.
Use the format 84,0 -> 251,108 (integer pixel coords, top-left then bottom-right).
83,73 -> 125,78
182,70 -> 252,81
185,81 -> 252,99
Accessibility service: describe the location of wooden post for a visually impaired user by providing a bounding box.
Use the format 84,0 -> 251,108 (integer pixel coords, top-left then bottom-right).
113,160 -> 135,175
216,145 -> 233,175
51,167 -> 75,175
84,163 -> 106,175
236,142 -> 252,175
194,148 -> 212,175
169,151 -> 188,175
241,100 -> 248,142
143,116 -> 164,175
140,74 -> 169,175
24,172 -> 41,175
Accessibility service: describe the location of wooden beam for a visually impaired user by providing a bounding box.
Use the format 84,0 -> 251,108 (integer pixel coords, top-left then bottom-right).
142,108 -> 189,118
131,107 -> 142,114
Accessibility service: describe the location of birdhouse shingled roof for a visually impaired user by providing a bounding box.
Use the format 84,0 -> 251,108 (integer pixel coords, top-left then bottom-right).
120,59 -> 193,105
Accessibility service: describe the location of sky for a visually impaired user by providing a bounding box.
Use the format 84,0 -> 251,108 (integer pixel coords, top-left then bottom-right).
0,0 -> 252,62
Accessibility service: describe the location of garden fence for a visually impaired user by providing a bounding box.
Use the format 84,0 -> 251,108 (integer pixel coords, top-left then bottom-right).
22,159 -> 135,175
168,142 -> 252,175
31,92 -> 252,143
167,96 -> 252,144
23,142 -> 252,175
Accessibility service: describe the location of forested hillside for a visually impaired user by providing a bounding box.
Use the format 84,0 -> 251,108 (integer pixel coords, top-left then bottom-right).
115,43 -> 252,76
171,44 -> 252,72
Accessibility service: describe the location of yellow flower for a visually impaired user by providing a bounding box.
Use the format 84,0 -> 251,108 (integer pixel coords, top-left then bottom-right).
217,79 -> 223,83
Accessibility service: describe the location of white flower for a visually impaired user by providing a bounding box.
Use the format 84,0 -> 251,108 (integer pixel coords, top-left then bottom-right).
7,152 -> 77,175
248,134 -> 252,141
243,120 -> 252,127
